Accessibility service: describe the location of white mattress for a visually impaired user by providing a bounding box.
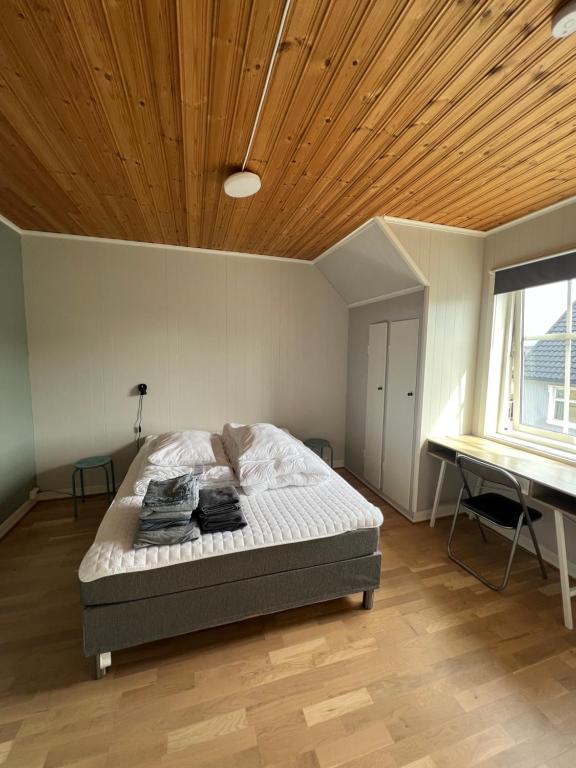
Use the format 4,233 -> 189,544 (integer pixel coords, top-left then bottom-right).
78,438 -> 383,583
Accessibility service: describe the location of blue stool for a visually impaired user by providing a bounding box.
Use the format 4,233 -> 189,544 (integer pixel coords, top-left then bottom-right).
304,438 -> 334,467
72,456 -> 115,518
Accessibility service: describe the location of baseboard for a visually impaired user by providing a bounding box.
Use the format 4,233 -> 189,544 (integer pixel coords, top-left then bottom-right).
418,500 -> 576,579
0,497 -> 37,540
482,519 -> 576,581
343,466 -> 415,522
413,502 -> 455,523
36,484 -> 109,501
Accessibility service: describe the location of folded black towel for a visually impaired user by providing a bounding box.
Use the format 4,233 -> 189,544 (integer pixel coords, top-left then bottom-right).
198,485 -> 239,512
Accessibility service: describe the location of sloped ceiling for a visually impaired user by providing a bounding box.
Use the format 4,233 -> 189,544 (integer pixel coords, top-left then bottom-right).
315,219 -> 424,305
0,1 -> 575,259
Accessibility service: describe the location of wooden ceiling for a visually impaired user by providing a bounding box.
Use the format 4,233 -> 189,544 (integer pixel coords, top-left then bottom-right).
0,1 -> 575,259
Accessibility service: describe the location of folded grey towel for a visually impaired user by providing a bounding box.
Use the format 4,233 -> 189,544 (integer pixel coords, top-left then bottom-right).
198,486 -> 239,512
134,521 -> 200,549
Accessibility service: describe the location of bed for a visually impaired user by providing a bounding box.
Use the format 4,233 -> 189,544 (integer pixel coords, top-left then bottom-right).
79,435 -> 384,678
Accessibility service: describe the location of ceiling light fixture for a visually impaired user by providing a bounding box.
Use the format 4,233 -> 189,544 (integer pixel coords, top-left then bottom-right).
552,1 -> 576,37
223,0 -> 293,198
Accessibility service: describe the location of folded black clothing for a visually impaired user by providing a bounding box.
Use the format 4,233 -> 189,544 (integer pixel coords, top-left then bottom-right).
197,504 -> 241,518
199,518 -> 247,533
198,485 -> 240,512
196,508 -> 244,523
143,473 -> 199,510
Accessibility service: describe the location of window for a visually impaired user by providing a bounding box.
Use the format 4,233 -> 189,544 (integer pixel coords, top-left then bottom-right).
547,386 -> 576,428
496,277 -> 576,449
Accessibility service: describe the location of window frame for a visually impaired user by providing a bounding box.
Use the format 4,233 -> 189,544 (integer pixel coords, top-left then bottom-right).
499,280 -> 576,451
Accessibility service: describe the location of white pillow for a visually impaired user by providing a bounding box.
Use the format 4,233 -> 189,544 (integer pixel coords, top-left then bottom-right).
148,430 -> 229,467
222,423 -> 300,461
222,422 -> 330,494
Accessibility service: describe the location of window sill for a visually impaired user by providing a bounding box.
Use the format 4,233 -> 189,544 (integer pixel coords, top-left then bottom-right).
486,430 -> 576,467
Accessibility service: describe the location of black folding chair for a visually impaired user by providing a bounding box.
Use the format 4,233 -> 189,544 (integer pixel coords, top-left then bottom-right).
448,454 -> 547,591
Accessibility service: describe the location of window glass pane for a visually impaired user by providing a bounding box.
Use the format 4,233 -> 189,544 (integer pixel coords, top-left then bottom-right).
523,281 -> 569,336
521,339 -> 566,433
554,399 -> 564,421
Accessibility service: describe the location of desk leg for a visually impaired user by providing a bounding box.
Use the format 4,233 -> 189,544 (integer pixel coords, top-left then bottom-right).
430,460 -> 447,528
554,508 -> 573,630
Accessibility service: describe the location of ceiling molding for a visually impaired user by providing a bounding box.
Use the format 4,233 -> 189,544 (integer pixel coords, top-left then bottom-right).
381,216 -> 485,238
485,194 -> 576,236
0,212 -> 23,235
22,230 -> 312,265
348,285 -> 425,309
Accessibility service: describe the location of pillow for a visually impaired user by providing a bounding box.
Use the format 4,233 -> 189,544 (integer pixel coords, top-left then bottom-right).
222,423 -> 300,462
222,422 -> 330,494
148,430 -> 228,467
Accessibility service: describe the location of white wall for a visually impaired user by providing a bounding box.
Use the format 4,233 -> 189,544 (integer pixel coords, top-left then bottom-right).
485,198 -> 576,271
385,221 -> 485,515
22,234 -> 348,490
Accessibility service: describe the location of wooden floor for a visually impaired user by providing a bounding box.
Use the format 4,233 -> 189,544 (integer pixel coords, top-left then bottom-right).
1,471 -> 576,768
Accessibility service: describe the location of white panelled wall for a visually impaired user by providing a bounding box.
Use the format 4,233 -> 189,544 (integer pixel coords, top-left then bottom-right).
23,234 -> 348,490
383,220 -> 485,518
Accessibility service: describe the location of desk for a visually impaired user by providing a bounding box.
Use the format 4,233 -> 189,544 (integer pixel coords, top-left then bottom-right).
427,435 -> 576,629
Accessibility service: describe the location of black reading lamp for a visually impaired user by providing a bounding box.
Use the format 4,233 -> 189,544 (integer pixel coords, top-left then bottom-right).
135,383 -> 147,452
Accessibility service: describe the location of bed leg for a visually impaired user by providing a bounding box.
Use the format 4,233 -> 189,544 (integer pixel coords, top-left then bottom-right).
362,590 -> 374,610
90,652 -> 112,680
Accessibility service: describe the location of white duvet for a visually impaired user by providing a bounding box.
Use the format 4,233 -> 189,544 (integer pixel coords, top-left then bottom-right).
78,437 -> 383,583
222,422 -> 330,495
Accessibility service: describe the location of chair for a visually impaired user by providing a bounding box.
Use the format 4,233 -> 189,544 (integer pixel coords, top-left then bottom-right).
448,454 -> 547,591
72,455 -> 116,518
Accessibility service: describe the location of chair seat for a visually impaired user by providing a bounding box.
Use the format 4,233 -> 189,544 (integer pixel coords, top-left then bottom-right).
74,455 -> 112,470
304,438 -> 331,449
461,492 -> 542,528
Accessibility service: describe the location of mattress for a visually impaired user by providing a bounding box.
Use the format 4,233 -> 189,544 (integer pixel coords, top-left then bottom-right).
79,437 -> 383,594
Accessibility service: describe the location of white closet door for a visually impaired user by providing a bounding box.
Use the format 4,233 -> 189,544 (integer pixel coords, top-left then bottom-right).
382,318 -> 419,510
363,322 -> 388,488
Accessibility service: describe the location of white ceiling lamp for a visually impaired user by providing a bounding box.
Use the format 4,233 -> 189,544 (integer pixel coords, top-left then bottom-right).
223,0 -> 293,198
223,171 -> 261,198
552,1 -> 576,38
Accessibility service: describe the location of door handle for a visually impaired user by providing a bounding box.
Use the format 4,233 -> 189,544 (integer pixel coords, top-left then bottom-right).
377,386 -> 383,391
407,392 -> 414,396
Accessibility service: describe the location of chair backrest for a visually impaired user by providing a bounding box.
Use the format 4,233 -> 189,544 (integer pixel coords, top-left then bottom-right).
455,454 -> 524,505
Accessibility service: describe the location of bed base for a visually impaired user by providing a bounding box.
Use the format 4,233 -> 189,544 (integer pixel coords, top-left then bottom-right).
84,553 -> 380,679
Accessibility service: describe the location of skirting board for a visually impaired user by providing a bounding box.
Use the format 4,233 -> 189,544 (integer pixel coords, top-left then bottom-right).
0,497 -> 37,541
343,466 -> 414,522
419,500 -> 576,580
36,484 -> 109,501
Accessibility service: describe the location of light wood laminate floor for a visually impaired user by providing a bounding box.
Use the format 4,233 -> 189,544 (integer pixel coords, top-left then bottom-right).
1,471 -> 575,768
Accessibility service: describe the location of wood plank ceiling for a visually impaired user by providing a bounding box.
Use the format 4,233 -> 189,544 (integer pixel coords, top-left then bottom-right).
0,1 -> 575,259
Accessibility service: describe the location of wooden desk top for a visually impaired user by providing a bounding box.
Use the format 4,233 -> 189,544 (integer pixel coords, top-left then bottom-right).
427,434 -> 576,501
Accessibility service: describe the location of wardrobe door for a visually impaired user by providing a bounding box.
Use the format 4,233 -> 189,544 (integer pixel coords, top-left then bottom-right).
363,322 -> 388,488
382,319 -> 419,510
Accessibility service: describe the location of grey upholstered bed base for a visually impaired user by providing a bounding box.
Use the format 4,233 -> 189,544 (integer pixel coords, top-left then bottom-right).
82,532 -> 381,679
